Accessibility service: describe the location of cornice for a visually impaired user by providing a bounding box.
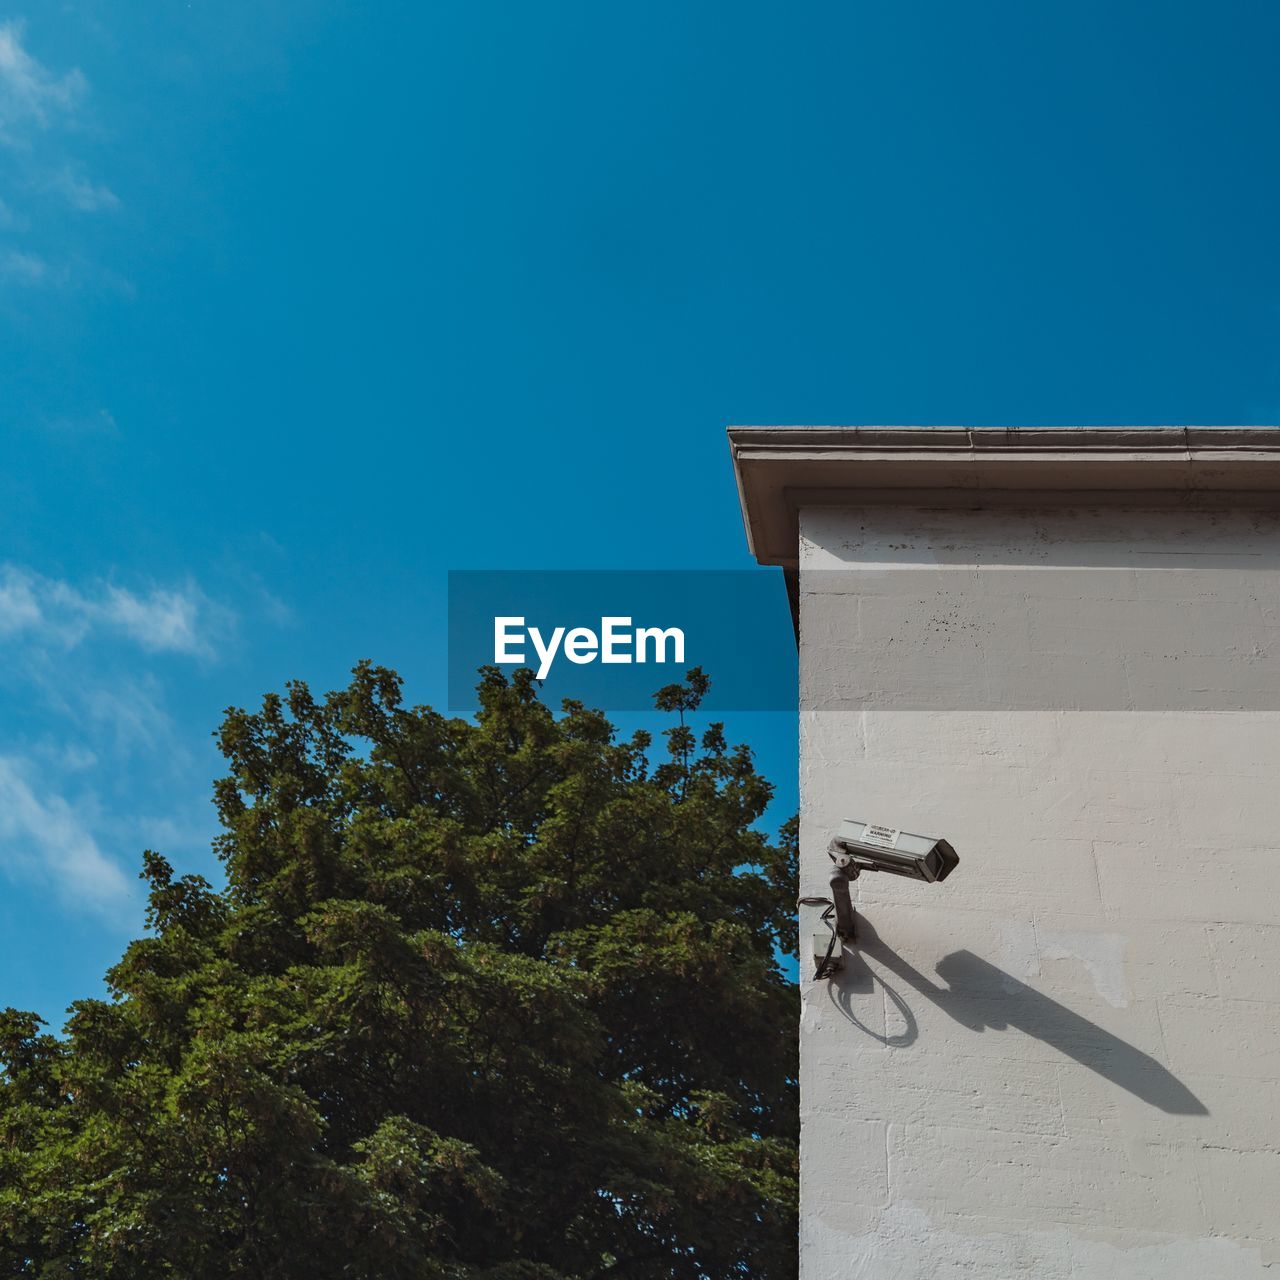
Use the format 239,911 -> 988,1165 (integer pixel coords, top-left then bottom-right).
728,426 -> 1280,567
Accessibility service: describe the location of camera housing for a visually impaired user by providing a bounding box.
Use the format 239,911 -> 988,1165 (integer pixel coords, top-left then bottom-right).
827,819 -> 959,884
806,819 -> 961,968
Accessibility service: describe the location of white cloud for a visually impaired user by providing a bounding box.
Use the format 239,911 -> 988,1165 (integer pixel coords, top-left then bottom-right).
0,22 -> 118,300
99,584 -> 206,654
57,743 -> 97,772
0,247 -> 46,282
0,20 -> 85,140
0,566 -> 40,632
69,674 -> 175,757
49,166 -> 118,212
0,560 -> 252,943
0,563 -> 230,657
43,407 -> 119,435
0,757 -> 134,919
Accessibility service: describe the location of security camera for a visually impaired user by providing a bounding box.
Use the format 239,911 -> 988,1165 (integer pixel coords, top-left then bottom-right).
804,820 -> 959,978
827,820 -> 959,884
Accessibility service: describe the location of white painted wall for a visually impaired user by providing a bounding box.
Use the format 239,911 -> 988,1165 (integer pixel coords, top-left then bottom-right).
798,504 -> 1280,1278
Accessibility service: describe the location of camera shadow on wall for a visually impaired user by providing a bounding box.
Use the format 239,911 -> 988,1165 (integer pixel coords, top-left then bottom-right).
827,915 -> 1207,1117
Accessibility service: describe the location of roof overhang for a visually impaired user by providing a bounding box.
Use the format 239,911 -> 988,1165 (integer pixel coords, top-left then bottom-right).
729,426 -> 1280,569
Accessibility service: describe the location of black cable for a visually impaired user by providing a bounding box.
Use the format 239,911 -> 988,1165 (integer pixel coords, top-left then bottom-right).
798,896 -> 839,981
814,905 -> 838,980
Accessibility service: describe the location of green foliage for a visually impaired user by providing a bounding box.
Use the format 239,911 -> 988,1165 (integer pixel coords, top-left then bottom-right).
0,665 -> 798,1278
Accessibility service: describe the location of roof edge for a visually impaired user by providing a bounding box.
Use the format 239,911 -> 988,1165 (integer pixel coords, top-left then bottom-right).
728,425 -> 1280,566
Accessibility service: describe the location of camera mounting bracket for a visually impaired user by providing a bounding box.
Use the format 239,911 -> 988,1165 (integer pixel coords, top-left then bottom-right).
828,856 -> 859,943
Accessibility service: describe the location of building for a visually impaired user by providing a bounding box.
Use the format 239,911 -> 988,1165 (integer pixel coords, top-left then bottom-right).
731,427 -> 1280,1278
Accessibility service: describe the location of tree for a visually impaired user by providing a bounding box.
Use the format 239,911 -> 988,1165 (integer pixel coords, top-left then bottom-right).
0,664 -> 798,1279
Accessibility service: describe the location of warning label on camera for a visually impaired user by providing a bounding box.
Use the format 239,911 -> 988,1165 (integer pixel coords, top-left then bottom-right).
863,824 -> 900,850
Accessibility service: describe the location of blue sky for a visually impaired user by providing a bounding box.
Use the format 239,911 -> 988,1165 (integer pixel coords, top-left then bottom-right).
4,1 -> 1280,1023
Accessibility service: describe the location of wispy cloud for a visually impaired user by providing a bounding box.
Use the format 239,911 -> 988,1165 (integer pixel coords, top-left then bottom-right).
0,757 -> 135,920
0,565 -> 234,926
27,665 -> 178,763
0,563 -> 285,939
0,246 -> 45,282
0,20 -> 118,301
0,561 -> 296,940
78,676 -> 174,756
0,564 -> 232,658
48,165 -> 118,212
42,407 -> 119,436
0,565 -> 41,632
98,584 -> 209,654
0,20 -> 85,140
